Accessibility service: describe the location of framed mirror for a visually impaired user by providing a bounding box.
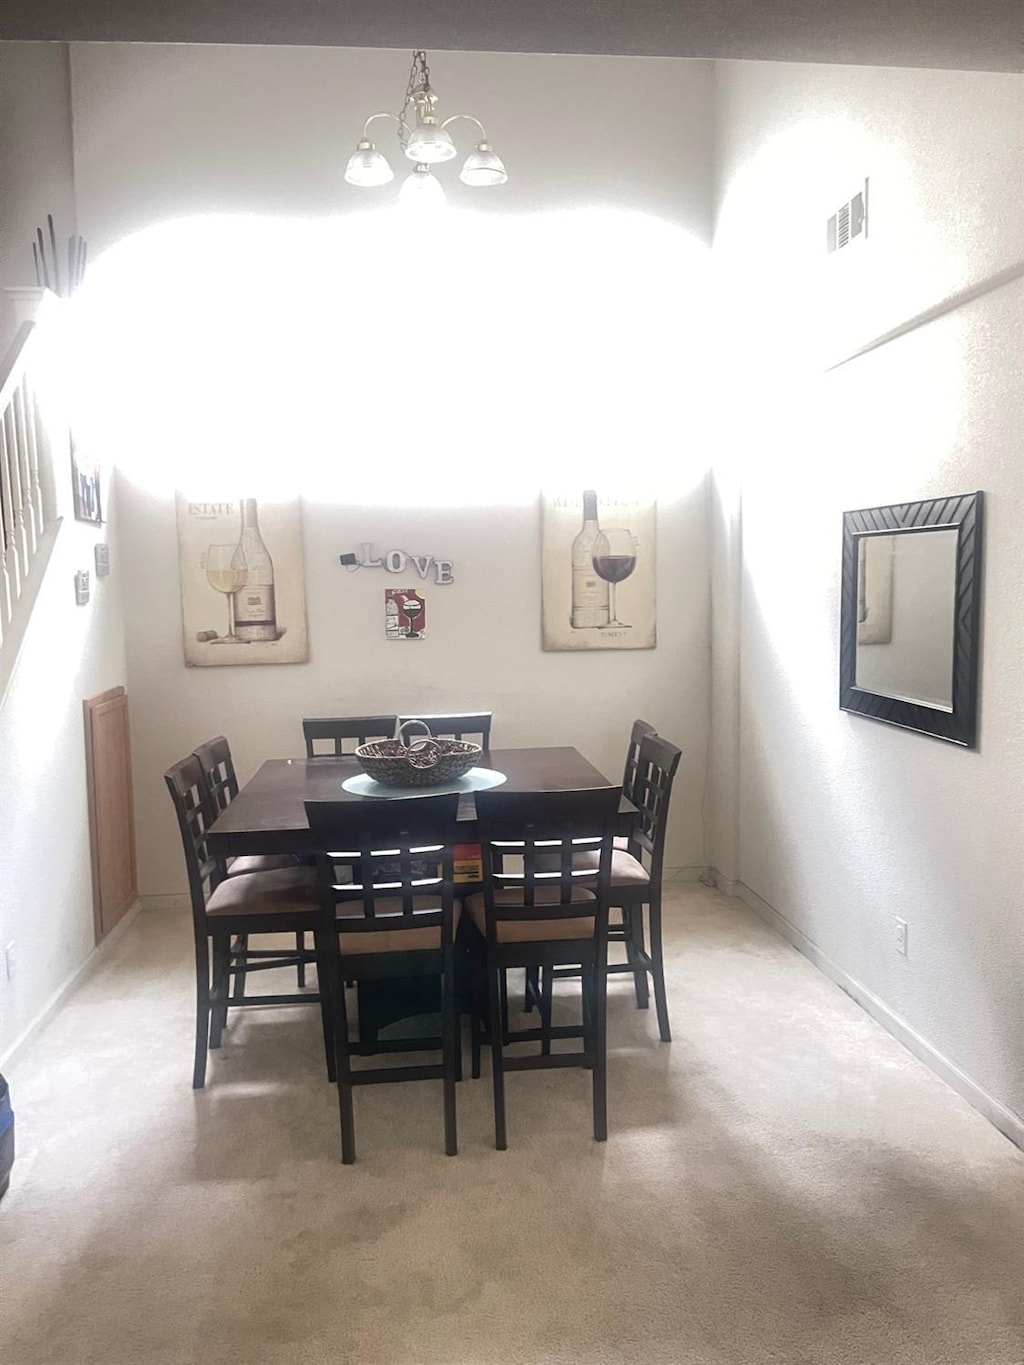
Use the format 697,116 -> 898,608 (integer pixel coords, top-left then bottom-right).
839,491 -> 984,747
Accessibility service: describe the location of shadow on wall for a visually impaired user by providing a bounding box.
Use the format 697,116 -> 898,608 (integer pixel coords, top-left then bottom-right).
65,206 -> 712,504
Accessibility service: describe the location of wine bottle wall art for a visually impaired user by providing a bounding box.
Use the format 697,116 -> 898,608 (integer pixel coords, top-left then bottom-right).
541,491 -> 656,651
175,494 -> 310,667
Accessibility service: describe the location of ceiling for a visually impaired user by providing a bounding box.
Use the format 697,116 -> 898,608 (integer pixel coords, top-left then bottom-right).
1,0 -> 1022,72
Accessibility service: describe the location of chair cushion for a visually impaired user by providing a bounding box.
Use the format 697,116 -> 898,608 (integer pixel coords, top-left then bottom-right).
206,865 -> 319,918
336,897 -> 462,955
571,848 -> 651,888
534,844 -> 649,888
228,853 -> 300,876
466,886 -> 597,943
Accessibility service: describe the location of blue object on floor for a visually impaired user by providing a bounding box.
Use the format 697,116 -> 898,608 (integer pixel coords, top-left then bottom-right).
0,1072 -> 13,1201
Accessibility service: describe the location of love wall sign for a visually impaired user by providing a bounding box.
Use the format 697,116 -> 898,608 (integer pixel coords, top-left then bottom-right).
339,542 -> 455,584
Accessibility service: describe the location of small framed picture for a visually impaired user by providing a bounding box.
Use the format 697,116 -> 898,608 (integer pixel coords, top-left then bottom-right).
385,588 -> 426,640
70,436 -> 103,524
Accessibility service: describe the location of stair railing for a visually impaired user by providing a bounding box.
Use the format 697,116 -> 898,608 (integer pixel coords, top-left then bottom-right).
0,319 -> 61,695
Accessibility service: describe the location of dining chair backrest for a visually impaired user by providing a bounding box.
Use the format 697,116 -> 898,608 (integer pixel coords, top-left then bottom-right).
304,794 -> 460,943
164,754 -> 227,921
397,712 -> 492,750
622,719 -> 657,806
631,734 -> 682,882
474,787 -> 621,941
192,735 -> 239,814
302,715 -> 398,757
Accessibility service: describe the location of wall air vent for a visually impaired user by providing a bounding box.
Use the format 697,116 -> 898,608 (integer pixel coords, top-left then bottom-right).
827,179 -> 869,253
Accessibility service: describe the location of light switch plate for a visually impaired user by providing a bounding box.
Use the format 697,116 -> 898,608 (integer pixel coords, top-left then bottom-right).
95,543 -> 110,577
75,569 -> 90,605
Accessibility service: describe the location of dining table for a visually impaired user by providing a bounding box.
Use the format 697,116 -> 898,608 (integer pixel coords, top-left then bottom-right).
206,745 -> 639,863
206,745 -> 638,1038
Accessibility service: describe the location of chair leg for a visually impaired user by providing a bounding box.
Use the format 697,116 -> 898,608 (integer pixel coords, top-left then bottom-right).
470,935 -> 483,1079
627,905 -> 650,1010
192,934 -> 211,1089
648,890 -> 671,1043
541,965 -> 554,1057
209,935 -> 229,1049
499,968 -> 510,1043
296,930 -> 306,988
441,951 -> 458,1157
523,965 -> 538,1013
487,965 -> 508,1150
592,957 -> 609,1142
315,931 -> 337,1083
231,933 -> 248,1003
333,975 -> 356,1164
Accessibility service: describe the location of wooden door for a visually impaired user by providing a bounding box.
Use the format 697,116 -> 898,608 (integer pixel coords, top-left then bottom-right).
84,686 -> 138,943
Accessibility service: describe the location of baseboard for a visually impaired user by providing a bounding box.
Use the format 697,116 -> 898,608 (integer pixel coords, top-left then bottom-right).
0,898 -> 144,1071
731,879 -> 1024,1153
707,868 -> 740,897
666,864 -> 708,883
138,893 -> 190,912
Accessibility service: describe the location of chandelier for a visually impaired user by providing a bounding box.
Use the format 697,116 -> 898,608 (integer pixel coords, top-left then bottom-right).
344,50 -> 507,203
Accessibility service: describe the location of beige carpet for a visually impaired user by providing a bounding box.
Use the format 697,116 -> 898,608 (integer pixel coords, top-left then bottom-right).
2,884 -> 1022,1365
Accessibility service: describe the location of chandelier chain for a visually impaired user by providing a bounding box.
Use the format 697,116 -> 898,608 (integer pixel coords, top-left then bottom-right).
396,50 -> 431,154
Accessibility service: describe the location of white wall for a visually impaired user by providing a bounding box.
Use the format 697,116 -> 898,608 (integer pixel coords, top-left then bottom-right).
0,296 -> 129,1057
67,45 -> 716,895
712,62 -> 1024,1130
0,42 -> 77,353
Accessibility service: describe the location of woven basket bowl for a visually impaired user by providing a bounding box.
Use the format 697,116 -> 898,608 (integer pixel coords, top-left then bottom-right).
354,738 -> 482,788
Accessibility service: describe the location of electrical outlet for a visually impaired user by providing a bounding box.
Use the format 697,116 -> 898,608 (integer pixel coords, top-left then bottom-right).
2,942 -> 15,981
895,919 -> 908,956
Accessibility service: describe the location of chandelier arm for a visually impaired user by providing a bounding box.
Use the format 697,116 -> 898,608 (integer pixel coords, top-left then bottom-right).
440,114 -> 489,142
361,111 -> 400,140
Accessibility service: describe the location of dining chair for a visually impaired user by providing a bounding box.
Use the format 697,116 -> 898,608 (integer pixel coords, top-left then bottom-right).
524,718 -> 656,1013
467,786 -> 620,1149
305,794 -> 462,1164
193,734 -> 313,990
164,754 -> 330,1089
549,734 -> 682,1041
622,719 -> 657,811
302,715 -> 398,757
397,712 -> 492,751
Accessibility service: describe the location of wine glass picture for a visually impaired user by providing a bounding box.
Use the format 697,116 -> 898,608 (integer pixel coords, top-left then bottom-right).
178,495 -> 309,667
205,543 -> 246,641
402,594 -> 424,638
541,491 -> 655,651
592,527 -> 637,628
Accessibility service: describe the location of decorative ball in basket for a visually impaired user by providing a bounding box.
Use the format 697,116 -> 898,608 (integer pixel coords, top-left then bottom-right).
355,719 -> 482,788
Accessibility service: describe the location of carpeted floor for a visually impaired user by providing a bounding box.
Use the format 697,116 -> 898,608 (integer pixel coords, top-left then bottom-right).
2,884 -> 1022,1365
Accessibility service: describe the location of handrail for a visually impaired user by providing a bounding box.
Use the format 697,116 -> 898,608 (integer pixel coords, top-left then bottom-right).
0,315 -> 61,697
0,322 -> 36,415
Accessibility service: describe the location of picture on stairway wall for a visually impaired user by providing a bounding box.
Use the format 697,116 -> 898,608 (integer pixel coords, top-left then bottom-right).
175,493 -> 309,667
541,491 -> 656,651
70,435 -> 103,524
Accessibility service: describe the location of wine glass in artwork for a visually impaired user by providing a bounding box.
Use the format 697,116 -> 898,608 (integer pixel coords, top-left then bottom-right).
592,527 -> 637,629
402,594 -> 424,638
206,543 -> 247,641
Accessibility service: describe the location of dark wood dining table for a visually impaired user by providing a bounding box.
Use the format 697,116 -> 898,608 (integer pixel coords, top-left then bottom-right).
207,745 -> 636,1038
207,746 -> 638,860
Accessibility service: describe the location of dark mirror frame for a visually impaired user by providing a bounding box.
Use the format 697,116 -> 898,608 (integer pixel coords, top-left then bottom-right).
839,491 -> 984,747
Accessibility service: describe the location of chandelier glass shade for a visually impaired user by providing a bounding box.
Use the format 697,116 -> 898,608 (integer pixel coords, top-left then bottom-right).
459,142 -> 508,187
344,51 -> 507,193
344,139 -> 395,187
399,164 -> 447,207
405,118 -> 457,164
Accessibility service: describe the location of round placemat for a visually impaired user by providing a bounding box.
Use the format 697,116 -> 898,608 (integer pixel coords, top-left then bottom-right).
340,767 -> 508,800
